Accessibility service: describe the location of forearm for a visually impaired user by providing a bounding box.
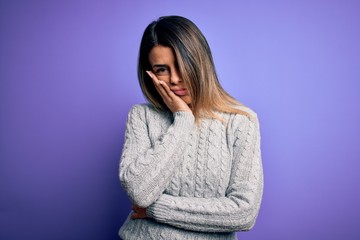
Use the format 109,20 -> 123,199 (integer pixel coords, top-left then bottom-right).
120,110 -> 195,207
147,180 -> 263,233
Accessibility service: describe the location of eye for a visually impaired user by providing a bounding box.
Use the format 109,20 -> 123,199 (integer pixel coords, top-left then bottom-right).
154,67 -> 170,76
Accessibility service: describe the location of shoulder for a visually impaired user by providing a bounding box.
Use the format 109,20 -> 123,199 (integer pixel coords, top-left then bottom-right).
235,105 -> 258,119
127,103 -> 171,122
125,104 -> 149,124
225,105 -> 260,135
128,103 -> 151,113
127,103 -> 157,116
228,105 -> 259,124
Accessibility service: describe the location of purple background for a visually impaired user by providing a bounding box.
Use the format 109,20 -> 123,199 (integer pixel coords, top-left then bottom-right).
1,0 -> 359,239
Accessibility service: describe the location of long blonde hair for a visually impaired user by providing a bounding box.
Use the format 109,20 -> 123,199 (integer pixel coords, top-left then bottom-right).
138,16 -> 252,122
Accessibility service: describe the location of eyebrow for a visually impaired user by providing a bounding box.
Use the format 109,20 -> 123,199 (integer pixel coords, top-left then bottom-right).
152,64 -> 168,68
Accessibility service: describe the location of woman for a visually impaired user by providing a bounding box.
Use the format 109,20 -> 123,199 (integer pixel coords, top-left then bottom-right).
119,16 -> 263,240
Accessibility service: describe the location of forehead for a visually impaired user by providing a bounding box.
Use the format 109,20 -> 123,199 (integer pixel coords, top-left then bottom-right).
149,45 -> 176,65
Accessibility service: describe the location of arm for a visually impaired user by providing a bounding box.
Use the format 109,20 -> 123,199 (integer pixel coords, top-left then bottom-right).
146,114 -> 263,232
119,105 -> 195,208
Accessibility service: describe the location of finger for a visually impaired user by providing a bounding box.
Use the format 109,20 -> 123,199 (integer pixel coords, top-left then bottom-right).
159,79 -> 178,99
158,80 -> 172,100
131,211 -> 146,219
132,205 -> 142,212
146,71 -> 170,99
131,205 -> 139,212
146,70 -> 162,90
131,212 -> 139,219
146,71 -> 168,97
146,70 -> 158,83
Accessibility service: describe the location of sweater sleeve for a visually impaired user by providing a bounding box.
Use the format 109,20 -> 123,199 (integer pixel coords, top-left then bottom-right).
146,114 -> 263,232
119,105 -> 195,208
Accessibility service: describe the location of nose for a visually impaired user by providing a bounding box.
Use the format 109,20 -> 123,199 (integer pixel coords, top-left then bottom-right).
170,69 -> 182,85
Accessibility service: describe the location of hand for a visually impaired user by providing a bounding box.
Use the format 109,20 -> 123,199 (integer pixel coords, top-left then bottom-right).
146,71 -> 192,113
131,205 -> 147,219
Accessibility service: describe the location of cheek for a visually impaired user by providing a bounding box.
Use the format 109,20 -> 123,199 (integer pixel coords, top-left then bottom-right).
155,75 -> 171,83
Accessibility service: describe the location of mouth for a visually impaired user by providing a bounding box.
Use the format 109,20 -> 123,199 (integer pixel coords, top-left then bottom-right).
172,88 -> 188,96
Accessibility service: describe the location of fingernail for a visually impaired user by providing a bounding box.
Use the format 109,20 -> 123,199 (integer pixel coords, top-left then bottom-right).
145,71 -> 151,77
158,80 -> 163,84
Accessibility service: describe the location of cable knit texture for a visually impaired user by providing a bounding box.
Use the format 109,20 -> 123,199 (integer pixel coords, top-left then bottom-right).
119,104 -> 263,240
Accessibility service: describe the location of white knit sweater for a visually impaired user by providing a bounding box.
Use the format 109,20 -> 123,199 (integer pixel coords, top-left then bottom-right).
119,104 -> 263,240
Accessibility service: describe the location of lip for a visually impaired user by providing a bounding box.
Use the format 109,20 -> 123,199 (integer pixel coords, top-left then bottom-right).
171,88 -> 188,96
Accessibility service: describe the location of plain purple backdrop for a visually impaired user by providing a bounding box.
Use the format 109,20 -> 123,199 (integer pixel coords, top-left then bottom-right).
1,0 -> 359,239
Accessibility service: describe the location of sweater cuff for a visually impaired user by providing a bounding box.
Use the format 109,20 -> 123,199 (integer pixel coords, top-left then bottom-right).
173,111 -> 195,130
146,195 -> 173,221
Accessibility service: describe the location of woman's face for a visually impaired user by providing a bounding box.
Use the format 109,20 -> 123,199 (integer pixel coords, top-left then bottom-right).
148,45 -> 191,105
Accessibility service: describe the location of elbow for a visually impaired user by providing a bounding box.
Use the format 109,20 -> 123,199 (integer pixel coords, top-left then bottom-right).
120,175 -> 155,208
231,199 -> 261,232
131,192 -> 154,208
234,182 -> 263,231
240,217 -> 257,231
232,213 -> 258,232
